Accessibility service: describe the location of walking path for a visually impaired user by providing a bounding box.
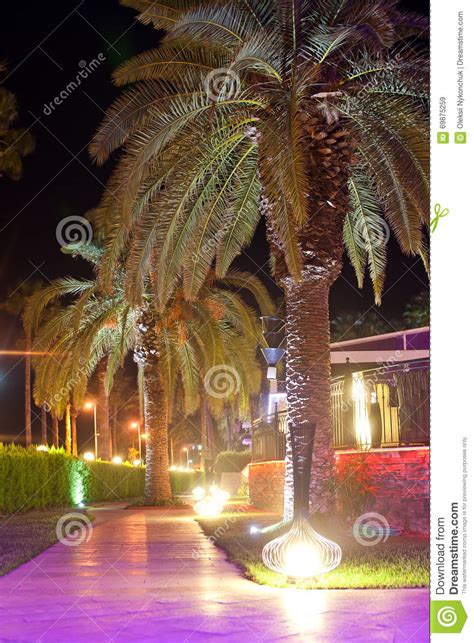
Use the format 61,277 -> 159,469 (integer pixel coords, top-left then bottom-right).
0,505 -> 429,642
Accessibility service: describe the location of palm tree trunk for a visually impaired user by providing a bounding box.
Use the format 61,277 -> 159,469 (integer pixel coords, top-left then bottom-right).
199,395 -> 208,472
143,353 -> 172,504
65,401 -> 72,454
71,405 -> 78,456
97,359 -> 111,460
283,270 -> 335,514
24,329 -> 32,446
40,404 -> 47,445
52,413 -> 59,448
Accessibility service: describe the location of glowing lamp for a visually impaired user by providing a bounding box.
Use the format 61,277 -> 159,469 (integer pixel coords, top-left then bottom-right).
112,456 -> 123,464
193,496 -> 224,517
192,486 -> 206,500
36,445 -> 48,452
210,485 -> 230,503
83,452 -> 95,461
249,525 -> 260,535
133,459 -> 142,467
169,465 -> 177,471
262,515 -> 341,578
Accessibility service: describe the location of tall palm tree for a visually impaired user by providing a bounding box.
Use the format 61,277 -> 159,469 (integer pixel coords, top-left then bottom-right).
0,279 -> 44,446
91,0 -> 428,508
0,62 -> 35,180
26,245 -> 273,503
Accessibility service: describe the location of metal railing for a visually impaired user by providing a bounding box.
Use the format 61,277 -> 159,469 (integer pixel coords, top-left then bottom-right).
252,360 -> 429,462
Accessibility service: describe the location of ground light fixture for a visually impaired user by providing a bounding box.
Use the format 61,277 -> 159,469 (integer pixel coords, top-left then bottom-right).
133,459 -> 142,467
83,451 -> 95,461
192,486 -> 206,500
112,456 -> 123,464
193,495 -> 224,517
36,445 -> 49,452
261,425 -> 342,579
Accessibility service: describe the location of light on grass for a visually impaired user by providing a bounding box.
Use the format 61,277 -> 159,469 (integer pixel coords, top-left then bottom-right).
193,496 -> 224,517
133,459 -> 142,467
112,456 -> 123,464
210,485 -> 230,503
77,502 -> 85,508
192,486 -> 205,500
249,525 -> 260,535
36,445 -> 48,452
83,452 -> 95,462
169,465 -> 177,471
262,516 -> 341,579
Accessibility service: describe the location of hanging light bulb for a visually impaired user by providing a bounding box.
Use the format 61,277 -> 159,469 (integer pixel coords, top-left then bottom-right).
262,515 -> 342,578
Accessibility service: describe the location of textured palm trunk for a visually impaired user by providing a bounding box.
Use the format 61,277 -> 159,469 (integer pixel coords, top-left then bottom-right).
65,401 -> 72,454
24,329 -> 32,447
143,353 -> 172,504
135,307 -> 172,504
97,359 -> 111,460
283,272 -> 334,513
40,404 -> 47,445
71,406 -> 78,456
52,413 -> 59,448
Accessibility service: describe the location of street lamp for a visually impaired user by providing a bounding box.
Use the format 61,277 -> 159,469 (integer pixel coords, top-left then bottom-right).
130,421 -> 142,461
83,400 -> 98,458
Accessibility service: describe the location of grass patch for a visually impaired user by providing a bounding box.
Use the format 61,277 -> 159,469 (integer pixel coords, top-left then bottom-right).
196,506 -> 429,589
0,510 -> 80,576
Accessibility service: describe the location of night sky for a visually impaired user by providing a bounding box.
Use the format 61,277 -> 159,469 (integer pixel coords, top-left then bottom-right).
0,0 -> 429,443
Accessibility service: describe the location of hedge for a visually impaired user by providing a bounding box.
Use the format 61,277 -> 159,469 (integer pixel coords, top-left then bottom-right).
214,450 -> 251,475
0,444 -> 145,513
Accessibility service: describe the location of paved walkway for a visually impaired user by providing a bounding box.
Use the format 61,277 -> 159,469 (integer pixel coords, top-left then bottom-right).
0,505 -> 429,642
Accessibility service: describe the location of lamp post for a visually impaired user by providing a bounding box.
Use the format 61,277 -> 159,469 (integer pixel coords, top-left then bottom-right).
130,421 -> 142,461
182,446 -> 189,468
84,400 -> 98,459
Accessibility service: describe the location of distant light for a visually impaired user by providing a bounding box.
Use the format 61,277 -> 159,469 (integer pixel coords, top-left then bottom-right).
192,486 -> 206,500
84,401 -> 94,410
77,502 -> 85,508
133,459 -> 142,467
83,452 -> 95,461
36,445 -> 49,452
169,465 -> 177,471
112,456 -> 123,464
130,421 -> 139,429
250,525 -> 260,535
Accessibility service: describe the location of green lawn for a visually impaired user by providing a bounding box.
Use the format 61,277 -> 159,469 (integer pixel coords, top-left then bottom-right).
0,511 -> 70,576
195,506 -> 429,589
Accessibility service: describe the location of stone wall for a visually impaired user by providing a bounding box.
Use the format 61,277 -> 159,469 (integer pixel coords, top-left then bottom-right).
248,460 -> 285,513
248,447 -> 429,534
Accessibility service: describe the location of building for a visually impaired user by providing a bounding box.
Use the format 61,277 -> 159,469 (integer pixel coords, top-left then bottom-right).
249,327 -> 430,534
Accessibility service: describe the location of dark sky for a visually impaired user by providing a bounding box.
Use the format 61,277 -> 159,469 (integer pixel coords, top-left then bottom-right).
0,0 -> 429,442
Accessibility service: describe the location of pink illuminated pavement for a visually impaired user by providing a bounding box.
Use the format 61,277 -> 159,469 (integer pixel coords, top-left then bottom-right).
0,505 -> 429,642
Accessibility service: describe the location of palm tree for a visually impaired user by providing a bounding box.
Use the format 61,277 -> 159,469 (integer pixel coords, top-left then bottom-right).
0,62 -> 35,180
26,244 -> 273,503
0,279 -> 44,446
91,0 -> 428,509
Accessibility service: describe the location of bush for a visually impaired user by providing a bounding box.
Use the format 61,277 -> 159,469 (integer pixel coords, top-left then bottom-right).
170,470 -> 204,493
0,444 -> 145,514
214,450 -> 251,475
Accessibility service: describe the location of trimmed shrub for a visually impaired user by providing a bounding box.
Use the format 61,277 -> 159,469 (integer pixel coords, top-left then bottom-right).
0,444 -> 145,514
214,450 -> 251,475
170,470 -> 204,494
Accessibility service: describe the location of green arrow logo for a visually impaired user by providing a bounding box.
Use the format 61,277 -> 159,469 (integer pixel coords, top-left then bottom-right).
431,601 -> 467,634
